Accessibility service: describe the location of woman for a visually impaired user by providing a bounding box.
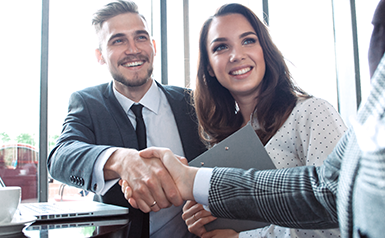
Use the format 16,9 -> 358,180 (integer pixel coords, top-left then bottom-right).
183,3 -> 346,238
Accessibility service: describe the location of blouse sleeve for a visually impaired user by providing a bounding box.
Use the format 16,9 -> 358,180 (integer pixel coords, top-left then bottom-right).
295,98 -> 347,166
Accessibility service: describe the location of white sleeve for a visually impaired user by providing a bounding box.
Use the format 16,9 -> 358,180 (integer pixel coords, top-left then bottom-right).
92,147 -> 119,195
193,167 -> 213,206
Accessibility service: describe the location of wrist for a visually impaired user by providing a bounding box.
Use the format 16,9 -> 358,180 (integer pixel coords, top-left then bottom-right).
104,148 -> 136,180
183,166 -> 199,200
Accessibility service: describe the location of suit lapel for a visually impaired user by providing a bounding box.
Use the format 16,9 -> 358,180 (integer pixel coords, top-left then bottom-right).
103,82 -> 139,149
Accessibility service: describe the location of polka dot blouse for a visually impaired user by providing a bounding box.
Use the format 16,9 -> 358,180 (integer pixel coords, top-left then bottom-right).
243,97 -> 347,238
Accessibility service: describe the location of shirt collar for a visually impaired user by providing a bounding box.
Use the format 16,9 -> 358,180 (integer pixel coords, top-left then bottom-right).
113,80 -> 161,115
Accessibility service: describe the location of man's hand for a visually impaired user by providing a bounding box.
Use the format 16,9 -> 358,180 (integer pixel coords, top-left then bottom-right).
139,147 -> 199,201
104,148 -> 183,213
182,200 -> 217,236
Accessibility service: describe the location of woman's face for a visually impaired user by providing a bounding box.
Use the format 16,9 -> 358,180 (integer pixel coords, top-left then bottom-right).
206,13 -> 265,100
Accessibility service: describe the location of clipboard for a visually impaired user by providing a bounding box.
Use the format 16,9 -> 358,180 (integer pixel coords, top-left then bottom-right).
189,124 -> 276,232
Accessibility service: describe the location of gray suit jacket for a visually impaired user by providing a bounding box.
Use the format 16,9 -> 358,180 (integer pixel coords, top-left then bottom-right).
207,55 -> 385,238
47,81 -> 206,231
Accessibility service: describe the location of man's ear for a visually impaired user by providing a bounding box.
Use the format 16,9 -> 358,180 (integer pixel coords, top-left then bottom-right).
95,49 -> 105,65
152,39 -> 157,55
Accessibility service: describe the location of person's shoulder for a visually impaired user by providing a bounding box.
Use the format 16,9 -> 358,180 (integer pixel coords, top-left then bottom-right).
162,84 -> 191,93
295,97 -> 334,109
71,82 -> 110,97
158,83 -> 192,100
78,82 -> 109,93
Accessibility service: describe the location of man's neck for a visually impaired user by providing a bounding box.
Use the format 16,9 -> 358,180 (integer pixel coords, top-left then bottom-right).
113,79 -> 153,102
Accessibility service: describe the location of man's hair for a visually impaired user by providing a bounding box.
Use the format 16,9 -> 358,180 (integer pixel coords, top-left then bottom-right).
92,0 -> 145,35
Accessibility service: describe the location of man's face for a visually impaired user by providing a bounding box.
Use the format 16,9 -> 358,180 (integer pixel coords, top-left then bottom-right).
96,13 -> 156,88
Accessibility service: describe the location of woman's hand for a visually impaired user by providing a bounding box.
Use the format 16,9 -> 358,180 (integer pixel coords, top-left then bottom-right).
182,200 -> 217,236
202,229 -> 239,238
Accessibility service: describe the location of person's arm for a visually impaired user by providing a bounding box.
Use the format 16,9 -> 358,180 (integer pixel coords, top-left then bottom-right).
47,91 -> 112,192
138,131 -> 348,229
48,91 -> 183,212
206,129 -> 351,229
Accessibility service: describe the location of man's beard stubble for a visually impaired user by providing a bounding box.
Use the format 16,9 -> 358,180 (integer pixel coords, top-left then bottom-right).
112,66 -> 153,88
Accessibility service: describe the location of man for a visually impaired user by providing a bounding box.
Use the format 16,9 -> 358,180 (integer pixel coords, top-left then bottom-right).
47,1 -> 206,237
127,1 -> 385,238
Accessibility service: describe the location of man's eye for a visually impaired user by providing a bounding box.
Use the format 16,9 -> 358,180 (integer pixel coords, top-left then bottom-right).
113,39 -> 123,44
137,35 -> 148,41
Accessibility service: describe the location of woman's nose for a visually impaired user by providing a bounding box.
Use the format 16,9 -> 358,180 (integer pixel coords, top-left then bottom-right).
229,46 -> 246,62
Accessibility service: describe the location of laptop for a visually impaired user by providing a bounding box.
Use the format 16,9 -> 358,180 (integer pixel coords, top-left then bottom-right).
19,201 -> 129,221
25,216 -> 130,231
189,124 -> 276,232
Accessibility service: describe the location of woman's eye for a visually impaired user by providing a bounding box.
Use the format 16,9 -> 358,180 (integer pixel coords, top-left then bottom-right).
213,44 -> 227,52
243,38 -> 256,45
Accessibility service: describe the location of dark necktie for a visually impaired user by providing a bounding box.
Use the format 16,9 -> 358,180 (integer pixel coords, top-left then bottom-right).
130,104 -> 149,238
131,104 -> 147,150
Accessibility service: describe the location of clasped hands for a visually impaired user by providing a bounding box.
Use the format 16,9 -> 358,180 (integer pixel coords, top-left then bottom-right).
119,147 -> 198,212
119,147 -> 239,238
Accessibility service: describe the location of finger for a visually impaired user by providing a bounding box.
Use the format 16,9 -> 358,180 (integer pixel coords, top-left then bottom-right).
188,216 -> 217,236
140,147 -> 182,169
128,181 -> 159,213
128,197 -> 138,209
144,158 -> 183,208
182,202 -> 206,221
183,200 -> 197,212
140,147 -> 196,201
120,180 -> 129,194
177,156 -> 188,165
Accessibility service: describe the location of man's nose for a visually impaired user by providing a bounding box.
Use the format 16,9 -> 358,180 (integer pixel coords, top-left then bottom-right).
125,41 -> 140,54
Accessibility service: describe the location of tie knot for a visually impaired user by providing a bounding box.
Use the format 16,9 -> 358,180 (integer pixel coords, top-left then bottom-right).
131,104 -> 144,118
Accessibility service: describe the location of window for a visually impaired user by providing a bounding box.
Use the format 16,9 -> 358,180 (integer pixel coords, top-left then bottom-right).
0,0 -> 42,202
1,0 -> 379,201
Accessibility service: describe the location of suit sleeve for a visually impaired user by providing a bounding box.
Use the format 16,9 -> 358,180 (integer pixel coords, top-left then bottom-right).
47,91 -> 111,192
207,129 -> 352,229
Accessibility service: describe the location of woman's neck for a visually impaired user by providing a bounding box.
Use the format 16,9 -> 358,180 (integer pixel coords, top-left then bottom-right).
237,99 -> 257,127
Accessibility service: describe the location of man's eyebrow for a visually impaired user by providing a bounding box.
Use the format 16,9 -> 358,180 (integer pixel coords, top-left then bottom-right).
135,30 -> 150,36
108,33 -> 126,43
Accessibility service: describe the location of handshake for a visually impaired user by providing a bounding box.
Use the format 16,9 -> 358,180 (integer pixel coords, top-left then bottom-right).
118,147 -> 199,213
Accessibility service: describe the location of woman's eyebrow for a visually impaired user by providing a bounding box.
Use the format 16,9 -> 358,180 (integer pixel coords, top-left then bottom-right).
239,31 -> 257,39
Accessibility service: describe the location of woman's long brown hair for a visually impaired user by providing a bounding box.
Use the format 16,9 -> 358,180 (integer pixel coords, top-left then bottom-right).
194,3 -> 310,146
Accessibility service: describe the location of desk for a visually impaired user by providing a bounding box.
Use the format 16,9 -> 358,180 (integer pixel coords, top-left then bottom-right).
5,213 -> 143,238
